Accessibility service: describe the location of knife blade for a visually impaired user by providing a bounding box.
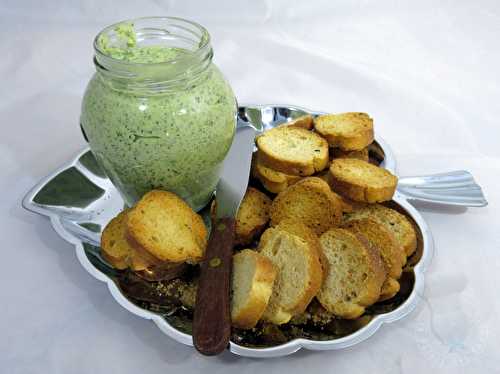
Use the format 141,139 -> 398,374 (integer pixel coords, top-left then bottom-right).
192,125 -> 256,356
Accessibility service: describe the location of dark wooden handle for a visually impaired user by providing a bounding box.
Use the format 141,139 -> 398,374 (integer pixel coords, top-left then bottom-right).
193,217 -> 235,356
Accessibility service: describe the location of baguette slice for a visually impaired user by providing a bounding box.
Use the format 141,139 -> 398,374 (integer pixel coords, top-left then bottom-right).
256,126 -> 329,176
302,172 -> 355,214
329,158 -> 398,203
100,209 -> 133,270
252,152 -> 302,194
332,147 -> 369,162
344,204 -> 417,256
342,218 -> 406,301
258,223 -> 323,324
336,194 -> 358,214
234,187 -> 272,246
127,190 -> 207,263
231,249 -> 277,329
100,207 -> 187,281
260,219 -> 326,273
311,175 -> 356,214
317,228 -> 386,319
280,114 -> 314,130
314,112 -> 374,151
211,187 -> 272,246
270,177 -> 342,235
263,219 -> 321,250
100,209 -> 179,276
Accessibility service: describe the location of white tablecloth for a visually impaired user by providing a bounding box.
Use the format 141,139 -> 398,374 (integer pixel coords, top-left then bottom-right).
1,1 -> 499,372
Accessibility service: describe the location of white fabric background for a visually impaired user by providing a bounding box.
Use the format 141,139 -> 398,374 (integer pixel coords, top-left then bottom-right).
1,1 -> 499,372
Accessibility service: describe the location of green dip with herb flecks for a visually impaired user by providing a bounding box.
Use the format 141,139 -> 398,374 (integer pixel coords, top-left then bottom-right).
81,22 -> 236,210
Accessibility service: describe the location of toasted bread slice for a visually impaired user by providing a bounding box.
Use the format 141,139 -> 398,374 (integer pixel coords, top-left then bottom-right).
127,190 -> 207,263
311,175 -> 357,214
314,112 -> 374,151
270,219 -> 329,281
280,115 -> 314,130
100,209 -> 133,270
211,187 -> 272,246
317,228 -> 386,319
313,172 -> 362,213
260,219 -> 326,272
235,187 -> 272,246
333,194 -> 361,214
329,158 -> 398,203
264,219 -> 320,249
98,207 -> 160,272
256,126 -> 329,176
344,204 -> 417,256
330,188 -> 356,214
252,152 -> 302,194
258,223 -> 323,324
332,147 -> 369,162
100,208 -> 182,274
342,218 -> 406,301
231,249 -> 277,329
270,177 -> 342,235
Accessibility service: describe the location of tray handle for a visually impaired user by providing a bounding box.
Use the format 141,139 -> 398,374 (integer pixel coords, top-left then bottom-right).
397,170 -> 487,207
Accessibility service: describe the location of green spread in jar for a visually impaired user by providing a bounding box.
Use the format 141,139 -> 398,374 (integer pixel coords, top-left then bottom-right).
96,22 -> 185,63
81,20 -> 236,210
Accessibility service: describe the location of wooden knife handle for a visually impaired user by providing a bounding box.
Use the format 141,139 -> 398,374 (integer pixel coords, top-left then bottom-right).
193,217 -> 235,356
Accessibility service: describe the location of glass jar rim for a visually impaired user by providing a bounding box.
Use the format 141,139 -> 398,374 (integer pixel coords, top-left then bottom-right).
93,16 -> 211,66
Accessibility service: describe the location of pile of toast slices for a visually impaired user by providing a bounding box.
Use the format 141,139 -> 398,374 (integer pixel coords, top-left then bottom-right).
101,112 -> 417,330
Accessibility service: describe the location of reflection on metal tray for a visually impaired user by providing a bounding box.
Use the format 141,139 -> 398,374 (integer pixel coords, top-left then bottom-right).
23,104 -> 437,358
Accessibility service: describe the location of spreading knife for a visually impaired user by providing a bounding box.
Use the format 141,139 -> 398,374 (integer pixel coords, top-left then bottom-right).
193,124 -> 257,356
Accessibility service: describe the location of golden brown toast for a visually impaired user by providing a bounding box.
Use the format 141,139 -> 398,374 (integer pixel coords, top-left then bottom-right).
231,249 -> 277,329
329,158 -> 398,203
256,126 -> 329,176
331,147 -> 369,162
344,204 -> 417,257
317,228 -> 386,319
270,177 -> 343,235
100,208 -> 173,277
314,112 -> 374,151
258,223 -> 323,324
280,114 -> 314,130
100,209 -> 133,270
342,218 -> 406,301
234,187 -> 272,246
251,152 -> 302,194
127,190 -> 207,263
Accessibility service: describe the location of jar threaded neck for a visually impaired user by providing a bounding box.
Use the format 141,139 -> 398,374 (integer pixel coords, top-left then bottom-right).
93,17 -> 213,94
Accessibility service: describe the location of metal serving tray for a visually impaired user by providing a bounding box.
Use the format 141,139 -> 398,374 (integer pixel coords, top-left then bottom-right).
22,104 -> 486,358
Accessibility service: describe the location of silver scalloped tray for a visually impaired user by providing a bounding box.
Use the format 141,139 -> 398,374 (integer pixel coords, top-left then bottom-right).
23,104 -> 435,358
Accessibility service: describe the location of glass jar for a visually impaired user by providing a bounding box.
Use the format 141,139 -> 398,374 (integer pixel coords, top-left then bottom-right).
80,17 -> 237,211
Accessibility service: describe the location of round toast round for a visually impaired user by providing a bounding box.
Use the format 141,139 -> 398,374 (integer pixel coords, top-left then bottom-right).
317,228 -> 386,319
331,147 -> 369,162
344,204 -> 417,257
126,190 -> 208,263
256,126 -> 329,176
279,114 -> 314,130
252,152 -> 302,193
231,249 -> 277,329
270,177 -> 343,235
234,187 -> 272,246
258,222 -> 323,324
329,158 -> 398,203
342,218 -> 406,301
100,209 -> 133,270
314,112 -> 374,151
